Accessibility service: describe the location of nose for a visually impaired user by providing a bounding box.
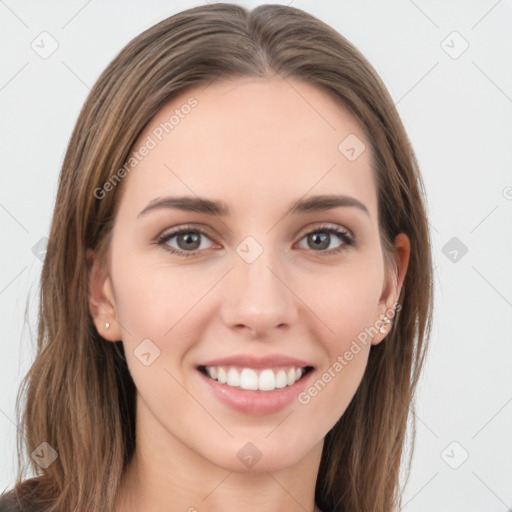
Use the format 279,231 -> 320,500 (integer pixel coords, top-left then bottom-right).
220,247 -> 298,337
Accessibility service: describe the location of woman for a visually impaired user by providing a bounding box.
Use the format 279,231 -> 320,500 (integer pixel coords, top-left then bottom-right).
1,3 -> 433,511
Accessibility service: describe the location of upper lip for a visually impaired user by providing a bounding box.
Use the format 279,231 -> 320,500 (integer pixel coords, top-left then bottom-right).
198,354 -> 314,369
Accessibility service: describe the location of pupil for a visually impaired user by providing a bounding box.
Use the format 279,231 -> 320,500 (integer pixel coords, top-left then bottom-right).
179,232 -> 200,250
310,232 -> 328,250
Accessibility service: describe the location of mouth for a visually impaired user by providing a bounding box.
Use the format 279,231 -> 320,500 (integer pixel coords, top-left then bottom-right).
197,364 -> 314,392
196,357 -> 316,415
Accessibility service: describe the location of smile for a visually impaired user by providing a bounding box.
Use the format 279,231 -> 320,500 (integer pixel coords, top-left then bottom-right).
199,365 -> 312,392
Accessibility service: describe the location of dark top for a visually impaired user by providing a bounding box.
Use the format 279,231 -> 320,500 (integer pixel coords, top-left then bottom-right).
0,491 -> 35,512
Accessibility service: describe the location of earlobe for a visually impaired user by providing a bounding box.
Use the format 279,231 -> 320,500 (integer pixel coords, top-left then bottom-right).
87,248 -> 122,342
372,233 -> 410,345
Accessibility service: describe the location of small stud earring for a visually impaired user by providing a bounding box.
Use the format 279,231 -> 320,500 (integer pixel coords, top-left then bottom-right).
105,322 -> 110,329
379,316 -> 390,334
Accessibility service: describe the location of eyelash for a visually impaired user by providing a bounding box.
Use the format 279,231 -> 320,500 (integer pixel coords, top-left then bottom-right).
155,223 -> 354,258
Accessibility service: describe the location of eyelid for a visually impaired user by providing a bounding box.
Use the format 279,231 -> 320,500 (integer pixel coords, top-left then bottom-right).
157,222 -> 353,241
157,223 -> 215,238
155,224 -> 218,248
294,222 -> 355,253
155,222 -> 355,256
295,221 -> 353,240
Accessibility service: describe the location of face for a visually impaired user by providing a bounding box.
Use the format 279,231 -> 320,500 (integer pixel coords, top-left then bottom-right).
89,76 -> 409,473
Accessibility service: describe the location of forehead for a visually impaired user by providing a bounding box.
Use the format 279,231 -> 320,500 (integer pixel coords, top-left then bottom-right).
117,76 -> 377,220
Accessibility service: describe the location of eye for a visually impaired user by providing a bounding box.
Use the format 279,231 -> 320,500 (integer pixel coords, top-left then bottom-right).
156,225 -> 215,258
296,224 -> 354,255
155,223 -> 354,258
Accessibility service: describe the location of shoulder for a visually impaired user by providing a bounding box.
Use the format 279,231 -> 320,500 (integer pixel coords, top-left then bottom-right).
0,491 -> 26,512
0,481 -> 41,512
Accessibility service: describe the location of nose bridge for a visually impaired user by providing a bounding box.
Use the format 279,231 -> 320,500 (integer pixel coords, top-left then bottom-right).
221,234 -> 297,332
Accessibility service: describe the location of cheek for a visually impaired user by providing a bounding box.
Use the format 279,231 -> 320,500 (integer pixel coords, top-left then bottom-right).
294,260 -> 382,420
110,254 -> 207,405
307,258 -> 383,346
111,245 -> 211,343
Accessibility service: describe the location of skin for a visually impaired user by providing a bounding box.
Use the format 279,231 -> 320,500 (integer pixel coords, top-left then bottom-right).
88,76 -> 409,512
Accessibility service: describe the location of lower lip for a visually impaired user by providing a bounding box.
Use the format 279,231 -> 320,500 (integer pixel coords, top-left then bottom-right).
198,368 -> 314,415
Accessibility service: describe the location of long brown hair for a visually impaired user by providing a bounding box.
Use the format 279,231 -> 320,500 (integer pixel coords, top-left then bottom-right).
3,3 -> 433,511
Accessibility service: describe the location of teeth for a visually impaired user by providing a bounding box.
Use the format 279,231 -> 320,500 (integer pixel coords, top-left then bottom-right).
217,367 -> 227,384
258,369 -> 275,391
226,368 -> 240,386
275,370 -> 287,389
240,368 -> 258,390
203,365 -> 307,391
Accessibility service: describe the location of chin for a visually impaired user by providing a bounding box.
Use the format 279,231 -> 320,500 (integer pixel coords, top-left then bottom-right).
201,437 -> 316,474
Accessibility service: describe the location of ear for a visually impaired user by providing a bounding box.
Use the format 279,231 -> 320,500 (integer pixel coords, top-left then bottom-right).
371,233 -> 410,345
87,248 -> 122,342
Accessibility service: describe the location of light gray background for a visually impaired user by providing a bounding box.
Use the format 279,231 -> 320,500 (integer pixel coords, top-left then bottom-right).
1,1 -> 511,510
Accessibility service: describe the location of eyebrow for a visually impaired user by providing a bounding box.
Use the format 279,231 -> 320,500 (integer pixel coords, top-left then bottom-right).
137,194 -> 370,218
